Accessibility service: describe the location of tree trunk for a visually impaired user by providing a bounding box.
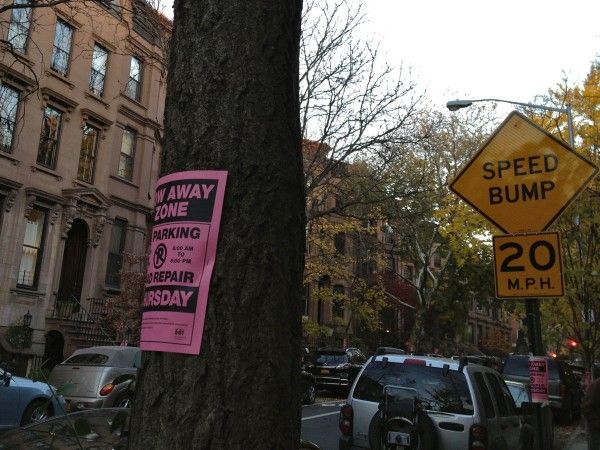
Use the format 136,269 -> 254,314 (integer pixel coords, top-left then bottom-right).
128,1 -> 305,448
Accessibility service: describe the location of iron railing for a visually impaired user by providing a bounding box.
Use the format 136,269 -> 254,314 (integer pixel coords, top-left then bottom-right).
48,294 -> 117,347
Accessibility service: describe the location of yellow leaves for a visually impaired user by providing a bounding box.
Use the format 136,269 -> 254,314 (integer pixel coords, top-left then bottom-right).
302,317 -> 334,338
435,193 -> 493,267
305,217 -> 373,283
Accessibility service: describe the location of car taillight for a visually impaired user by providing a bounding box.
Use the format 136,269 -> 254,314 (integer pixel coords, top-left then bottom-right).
99,383 -> 115,396
339,404 -> 353,436
469,424 -> 487,450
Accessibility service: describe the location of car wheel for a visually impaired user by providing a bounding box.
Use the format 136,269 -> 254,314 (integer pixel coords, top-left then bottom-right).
21,399 -> 52,426
115,394 -> 133,409
304,383 -> 316,404
368,411 -> 437,450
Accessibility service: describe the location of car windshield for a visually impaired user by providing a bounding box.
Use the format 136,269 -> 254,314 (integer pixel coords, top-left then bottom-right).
63,353 -> 110,366
353,360 -> 474,415
313,353 -> 348,365
502,356 -> 560,380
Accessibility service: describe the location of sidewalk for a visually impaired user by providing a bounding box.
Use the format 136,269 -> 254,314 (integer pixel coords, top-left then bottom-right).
562,424 -> 587,450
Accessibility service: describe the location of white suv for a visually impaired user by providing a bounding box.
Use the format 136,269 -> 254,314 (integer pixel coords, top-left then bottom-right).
338,353 -> 531,450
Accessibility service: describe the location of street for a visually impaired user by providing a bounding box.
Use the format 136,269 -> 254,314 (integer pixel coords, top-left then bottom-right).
302,398 -> 344,450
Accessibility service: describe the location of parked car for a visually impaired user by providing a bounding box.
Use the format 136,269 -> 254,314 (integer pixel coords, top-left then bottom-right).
48,346 -> 140,411
338,353 -> 533,450
0,364 -> 66,431
305,348 -> 367,393
505,380 -> 554,450
0,407 -> 129,449
301,369 -> 317,404
501,355 -> 582,423
0,408 -> 322,449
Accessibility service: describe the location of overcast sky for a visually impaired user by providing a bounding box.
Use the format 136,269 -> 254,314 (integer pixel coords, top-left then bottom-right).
159,1 -> 600,109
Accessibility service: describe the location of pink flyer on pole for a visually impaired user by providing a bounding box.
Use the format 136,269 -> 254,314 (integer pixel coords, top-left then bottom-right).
141,170 -> 227,355
528,357 -> 549,403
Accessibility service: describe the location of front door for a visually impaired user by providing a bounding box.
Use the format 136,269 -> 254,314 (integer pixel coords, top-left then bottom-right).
56,219 -> 88,309
42,330 -> 65,372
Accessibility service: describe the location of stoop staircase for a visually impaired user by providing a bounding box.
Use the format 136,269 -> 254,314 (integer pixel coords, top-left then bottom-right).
46,295 -> 118,351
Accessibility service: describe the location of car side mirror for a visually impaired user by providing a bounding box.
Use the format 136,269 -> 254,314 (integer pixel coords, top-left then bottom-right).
133,351 -> 143,369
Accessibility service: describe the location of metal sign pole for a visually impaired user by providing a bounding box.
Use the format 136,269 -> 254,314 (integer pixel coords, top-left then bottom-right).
526,298 -> 544,356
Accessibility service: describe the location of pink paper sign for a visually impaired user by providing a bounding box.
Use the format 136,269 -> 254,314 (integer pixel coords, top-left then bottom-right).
528,357 -> 549,403
140,170 -> 227,355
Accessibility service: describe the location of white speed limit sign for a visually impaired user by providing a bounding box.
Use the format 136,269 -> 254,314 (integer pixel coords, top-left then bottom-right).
493,232 -> 564,298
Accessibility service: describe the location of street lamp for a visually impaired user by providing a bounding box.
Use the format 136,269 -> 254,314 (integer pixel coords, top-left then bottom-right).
446,98 -> 574,148
22,311 -> 32,329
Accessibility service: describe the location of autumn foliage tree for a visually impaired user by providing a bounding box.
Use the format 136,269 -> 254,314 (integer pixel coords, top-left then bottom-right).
528,65 -> 600,371
105,253 -> 146,344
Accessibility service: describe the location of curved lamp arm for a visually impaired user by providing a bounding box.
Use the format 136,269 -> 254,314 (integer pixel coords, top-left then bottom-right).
446,98 -> 574,148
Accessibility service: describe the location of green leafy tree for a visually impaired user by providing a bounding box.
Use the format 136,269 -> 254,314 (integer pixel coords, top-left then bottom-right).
385,107 -> 499,352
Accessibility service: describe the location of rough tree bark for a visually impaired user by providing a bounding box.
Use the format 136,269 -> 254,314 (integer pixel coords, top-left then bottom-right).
128,1 -> 305,449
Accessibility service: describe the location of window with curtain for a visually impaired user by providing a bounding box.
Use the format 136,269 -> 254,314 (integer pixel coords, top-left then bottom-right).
37,106 -> 63,168
89,44 -> 108,96
7,0 -> 32,52
18,207 -> 46,288
105,219 -> 127,288
78,124 -> 99,183
51,20 -> 74,76
118,128 -> 135,180
0,84 -> 20,153
126,56 -> 142,101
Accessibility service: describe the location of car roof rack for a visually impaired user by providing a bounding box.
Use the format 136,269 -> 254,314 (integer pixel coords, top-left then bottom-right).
375,346 -> 406,356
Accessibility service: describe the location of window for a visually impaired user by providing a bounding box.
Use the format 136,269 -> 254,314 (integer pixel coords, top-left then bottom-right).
118,128 -> 135,180
353,360 -> 474,415
333,285 -> 345,318
386,255 -> 395,271
18,207 -> 47,288
51,20 -> 74,76
334,233 -> 345,254
89,44 -> 108,96
78,124 -> 99,183
473,372 -> 495,418
64,353 -> 109,366
37,106 -> 62,168
401,264 -> 414,281
485,373 -> 516,416
105,219 -> 127,288
0,84 -> 20,153
7,0 -> 32,52
126,56 -> 142,101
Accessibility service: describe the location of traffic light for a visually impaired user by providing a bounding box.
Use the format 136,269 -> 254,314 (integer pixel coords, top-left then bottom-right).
567,339 -> 578,349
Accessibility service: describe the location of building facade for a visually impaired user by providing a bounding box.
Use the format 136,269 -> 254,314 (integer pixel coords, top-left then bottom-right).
0,0 -> 167,372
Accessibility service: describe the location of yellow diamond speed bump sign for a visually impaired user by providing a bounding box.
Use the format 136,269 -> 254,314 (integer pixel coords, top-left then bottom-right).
493,232 -> 563,298
450,111 -> 598,234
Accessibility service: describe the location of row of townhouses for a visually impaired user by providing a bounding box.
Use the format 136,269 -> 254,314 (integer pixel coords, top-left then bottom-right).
0,0 -> 168,373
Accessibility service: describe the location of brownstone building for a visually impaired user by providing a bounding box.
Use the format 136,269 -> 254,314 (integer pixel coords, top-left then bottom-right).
0,0 -> 168,372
